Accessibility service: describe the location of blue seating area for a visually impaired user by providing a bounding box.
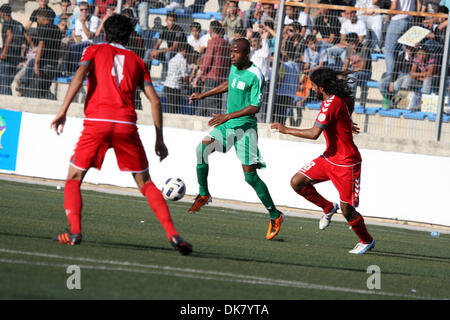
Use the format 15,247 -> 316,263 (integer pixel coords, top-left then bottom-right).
149,8 -> 222,20
305,102 -> 449,122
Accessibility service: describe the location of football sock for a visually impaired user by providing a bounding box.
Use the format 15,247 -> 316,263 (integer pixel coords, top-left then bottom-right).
64,179 -> 83,234
196,143 -> 210,196
348,214 -> 373,244
244,171 -> 281,219
296,184 -> 334,213
141,181 -> 178,240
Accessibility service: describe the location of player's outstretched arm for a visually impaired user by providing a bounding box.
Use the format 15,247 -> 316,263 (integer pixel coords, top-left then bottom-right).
144,84 -> 168,161
271,122 -> 323,140
208,105 -> 259,127
189,80 -> 228,104
51,64 -> 89,135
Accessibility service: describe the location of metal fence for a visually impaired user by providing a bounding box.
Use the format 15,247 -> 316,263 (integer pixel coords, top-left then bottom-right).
1,0 -> 449,142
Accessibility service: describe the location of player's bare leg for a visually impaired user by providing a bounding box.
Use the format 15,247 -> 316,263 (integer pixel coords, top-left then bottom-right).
134,170 -> 192,255
53,165 -> 87,245
291,172 -> 338,229
188,136 -> 215,214
340,202 -> 375,254
242,164 -> 284,240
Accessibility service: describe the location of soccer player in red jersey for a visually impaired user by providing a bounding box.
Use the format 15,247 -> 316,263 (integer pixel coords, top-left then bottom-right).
271,68 -> 375,254
50,14 -> 192,255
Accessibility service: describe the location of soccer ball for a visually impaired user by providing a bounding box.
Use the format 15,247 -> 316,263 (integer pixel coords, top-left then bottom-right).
162,178 -> 186,201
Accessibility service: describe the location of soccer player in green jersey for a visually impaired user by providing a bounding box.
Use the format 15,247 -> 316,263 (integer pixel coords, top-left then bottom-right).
188,38 -> 284,240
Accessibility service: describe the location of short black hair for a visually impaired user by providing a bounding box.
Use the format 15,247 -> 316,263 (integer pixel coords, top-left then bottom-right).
210,20 -> 225,36
251,31 -> 261,40
346,32 -> 359,44
104,14 -> 134,45
167,11 -> 178,21
232,37 -> 251,54
305,34 -> 316,44
234,27 -> 246,37
0,4 -> 11,16
36,8 -> 55,20
190,22 -> 201,31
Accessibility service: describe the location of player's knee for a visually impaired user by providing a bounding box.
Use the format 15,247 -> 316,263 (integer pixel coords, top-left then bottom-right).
290,175 -> 306,192
244,171 -> 259,186
196,143 -> 208,165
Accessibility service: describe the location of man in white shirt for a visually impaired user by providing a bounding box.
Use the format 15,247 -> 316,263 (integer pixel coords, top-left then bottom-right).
187,22 -> 209,54
327,9 -> 367,69
68,1 -> 101,72
72,2 -> 100,43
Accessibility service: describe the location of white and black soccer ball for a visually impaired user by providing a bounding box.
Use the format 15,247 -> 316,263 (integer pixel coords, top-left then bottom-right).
162,177 -> 186,201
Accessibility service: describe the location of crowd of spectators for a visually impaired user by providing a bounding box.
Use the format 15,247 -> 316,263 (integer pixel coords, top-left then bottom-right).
0,0 -> 450,122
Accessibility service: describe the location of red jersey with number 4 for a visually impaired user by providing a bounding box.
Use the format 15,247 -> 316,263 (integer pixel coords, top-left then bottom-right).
314,95 -> 362,165
79,43 -> 152,124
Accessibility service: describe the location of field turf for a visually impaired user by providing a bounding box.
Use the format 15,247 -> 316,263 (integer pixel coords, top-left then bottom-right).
0,178 -> 449,300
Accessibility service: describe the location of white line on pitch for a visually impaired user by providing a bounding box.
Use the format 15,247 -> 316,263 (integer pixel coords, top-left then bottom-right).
0,248 -> 435,299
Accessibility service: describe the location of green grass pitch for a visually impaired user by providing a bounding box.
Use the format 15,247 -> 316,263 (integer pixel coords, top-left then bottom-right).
0,179 -> 449,300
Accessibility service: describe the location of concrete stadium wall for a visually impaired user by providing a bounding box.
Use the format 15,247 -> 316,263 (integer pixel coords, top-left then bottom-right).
1,105 -> 450,227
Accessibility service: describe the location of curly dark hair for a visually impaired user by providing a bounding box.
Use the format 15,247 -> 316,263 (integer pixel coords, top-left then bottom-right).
104,14 -> 134,45
310,67 -> 354,114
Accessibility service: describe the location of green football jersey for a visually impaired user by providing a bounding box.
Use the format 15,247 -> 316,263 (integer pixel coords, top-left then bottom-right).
226,63 -> 265,127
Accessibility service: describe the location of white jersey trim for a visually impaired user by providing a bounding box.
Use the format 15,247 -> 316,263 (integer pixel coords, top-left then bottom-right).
322,155 -> 361,167
84,118 -> 136,126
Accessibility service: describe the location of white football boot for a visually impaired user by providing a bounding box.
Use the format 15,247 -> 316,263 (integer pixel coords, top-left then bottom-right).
319,203 -> 339,230
348,239 -> 376,254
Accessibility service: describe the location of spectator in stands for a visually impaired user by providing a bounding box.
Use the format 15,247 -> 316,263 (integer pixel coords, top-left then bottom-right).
222,0 -> 245,21
68,2 -> 101,73
250,31 -> 271,82
136,0 -> 150,31
164,43 -> 198,114
0,4 -> 25,96
298,7 -> 313,39
25,0 -> 56,31
406,45 -> 439,111
24,0 -> 56,49
233,27 -> 247,40
54,0 -> 74,37
423,5 -> 448,54
342,32 -> 372,107
222,0 -> 243,42
192,20 -> 231,116
384,0 -> 417,79
261,3 -> 278,31
249,30 -> 271,122
284,5 -> 299,25
378,45 -> 414,109
313,0 -> 341,49
327,8 -> 367,70
421,0 -> 442,12
23,8 -> 62,100
282,21 -> 305,63
355,0 -> 384,52
95,0 -> 118,19
273,39 -> 301,126
187,22 -> 209,54
302,35 -> 328,75
57,18 -> 72,75
95,4 -> 116,42
71,0 -> 95,14
147,12 -> 186,79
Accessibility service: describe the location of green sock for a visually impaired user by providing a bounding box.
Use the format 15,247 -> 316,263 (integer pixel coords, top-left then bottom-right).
244,171 -> 281,219
196,163 -> 209,196
196,143 -> 210,196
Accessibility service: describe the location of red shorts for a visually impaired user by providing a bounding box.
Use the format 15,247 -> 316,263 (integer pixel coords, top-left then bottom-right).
70,120 -> 148,172
299,156 -> 361,207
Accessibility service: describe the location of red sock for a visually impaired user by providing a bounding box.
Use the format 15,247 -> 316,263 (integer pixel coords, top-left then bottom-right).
348,215 -> 373,244
64,179 -> 82,234
141,181 -> 178,240
296,184 -> 334,213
